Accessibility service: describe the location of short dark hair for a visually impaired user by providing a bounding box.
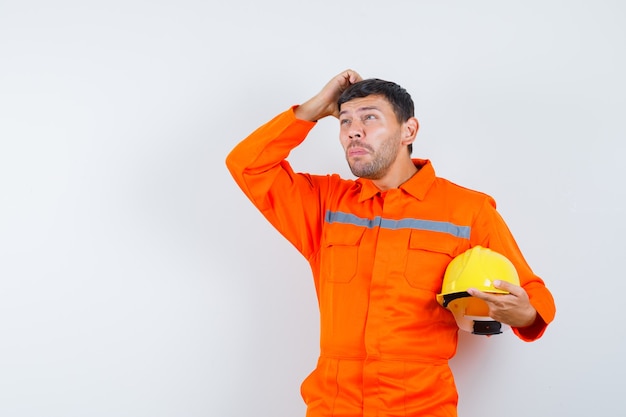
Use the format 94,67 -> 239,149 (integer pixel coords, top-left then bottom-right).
337,78 -> 415,154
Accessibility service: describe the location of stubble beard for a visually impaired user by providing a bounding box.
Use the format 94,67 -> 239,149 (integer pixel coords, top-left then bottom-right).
347,135 -> 400,180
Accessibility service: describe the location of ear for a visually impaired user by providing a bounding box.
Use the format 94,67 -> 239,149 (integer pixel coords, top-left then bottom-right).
401,117 -> 419,146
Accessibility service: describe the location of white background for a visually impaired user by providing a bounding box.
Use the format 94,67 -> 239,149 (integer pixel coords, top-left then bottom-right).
1,1 -> 625,416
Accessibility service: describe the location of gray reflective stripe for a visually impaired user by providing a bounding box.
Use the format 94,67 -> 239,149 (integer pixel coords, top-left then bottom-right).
325,210 -> 471,239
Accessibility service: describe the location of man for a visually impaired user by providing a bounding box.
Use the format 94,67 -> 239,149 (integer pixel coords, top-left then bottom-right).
226,70 -> 555,417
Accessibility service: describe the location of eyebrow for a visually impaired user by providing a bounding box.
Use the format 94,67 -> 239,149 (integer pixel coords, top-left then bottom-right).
338,106 -> 382,117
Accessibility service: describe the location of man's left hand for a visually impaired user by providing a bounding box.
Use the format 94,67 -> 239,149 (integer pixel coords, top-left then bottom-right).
467,280 -> 537,328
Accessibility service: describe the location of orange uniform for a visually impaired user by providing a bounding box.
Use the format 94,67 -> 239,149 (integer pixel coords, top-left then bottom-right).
226,107 -> 556,417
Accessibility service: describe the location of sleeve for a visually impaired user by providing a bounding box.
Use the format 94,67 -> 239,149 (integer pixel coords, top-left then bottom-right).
225,106 -> 330,260
471,197 -> 556,342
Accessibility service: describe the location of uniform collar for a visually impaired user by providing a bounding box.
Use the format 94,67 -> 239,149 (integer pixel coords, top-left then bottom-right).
357,159 -> 436,202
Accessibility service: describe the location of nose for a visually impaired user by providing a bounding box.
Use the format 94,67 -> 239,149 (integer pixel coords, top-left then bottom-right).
348,120 -> 363,139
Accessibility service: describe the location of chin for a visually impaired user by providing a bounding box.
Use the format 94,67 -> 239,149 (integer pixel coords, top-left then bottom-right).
350,168 -> 383,180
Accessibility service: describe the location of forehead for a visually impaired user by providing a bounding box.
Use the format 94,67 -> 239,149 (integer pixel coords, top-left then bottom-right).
339,95 -> 393,114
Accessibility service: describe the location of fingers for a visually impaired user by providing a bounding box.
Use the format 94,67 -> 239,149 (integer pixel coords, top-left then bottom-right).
468,280 -> 523,298
295,69 -> 363,122
332,69 -> 363,95
492,279 -> 521,295
309,69 -> 363,120
467,283 -> 536,328
466,287 -> 499,303
342,69 -> 363,85
466,282 -> 522,314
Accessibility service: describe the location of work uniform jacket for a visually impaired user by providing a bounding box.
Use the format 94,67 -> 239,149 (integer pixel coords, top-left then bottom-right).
226,107 -> 556,417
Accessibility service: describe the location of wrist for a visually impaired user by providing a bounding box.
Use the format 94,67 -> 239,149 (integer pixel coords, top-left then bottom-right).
519,307 -> 538,328
295,96 -> 333,122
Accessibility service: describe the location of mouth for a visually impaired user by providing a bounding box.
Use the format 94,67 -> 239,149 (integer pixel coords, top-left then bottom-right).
347,145 -> 371,157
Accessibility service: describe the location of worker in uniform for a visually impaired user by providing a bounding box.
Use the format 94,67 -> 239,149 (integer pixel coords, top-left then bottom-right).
225,69 -> 556,417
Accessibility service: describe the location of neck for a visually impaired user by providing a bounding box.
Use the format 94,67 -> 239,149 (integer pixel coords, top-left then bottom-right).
371,159 -> 419,191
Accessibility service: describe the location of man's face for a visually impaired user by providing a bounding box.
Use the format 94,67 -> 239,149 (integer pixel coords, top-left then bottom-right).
338,95 -> 404,180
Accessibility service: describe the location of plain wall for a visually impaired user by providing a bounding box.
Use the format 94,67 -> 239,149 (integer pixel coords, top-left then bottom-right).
1,1 -> 625,416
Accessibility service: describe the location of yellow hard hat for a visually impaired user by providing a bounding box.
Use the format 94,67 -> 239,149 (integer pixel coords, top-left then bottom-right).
437,246 -> 520,335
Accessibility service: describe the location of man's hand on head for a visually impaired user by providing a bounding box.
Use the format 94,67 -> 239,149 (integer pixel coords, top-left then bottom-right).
295,69 -> 363,122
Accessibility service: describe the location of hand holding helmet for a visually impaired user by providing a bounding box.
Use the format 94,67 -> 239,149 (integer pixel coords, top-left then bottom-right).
468,279 -> 537,328
437,246 -> 537,335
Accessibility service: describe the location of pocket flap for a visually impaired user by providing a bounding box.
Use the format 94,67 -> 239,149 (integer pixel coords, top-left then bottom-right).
408,229 -> 459,256
325,225 -> 365,247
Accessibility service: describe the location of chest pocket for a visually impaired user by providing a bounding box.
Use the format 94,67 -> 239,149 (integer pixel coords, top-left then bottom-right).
404,230 -> 462,292
322,226 -> 366,283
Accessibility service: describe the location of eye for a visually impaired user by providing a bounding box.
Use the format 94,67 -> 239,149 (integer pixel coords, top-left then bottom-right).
363,114 -> 376,121
340,118 -> 351,126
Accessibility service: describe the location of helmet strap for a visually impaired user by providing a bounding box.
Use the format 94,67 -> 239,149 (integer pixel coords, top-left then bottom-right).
441,291 -> 471,308
472,320 -> 503,335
